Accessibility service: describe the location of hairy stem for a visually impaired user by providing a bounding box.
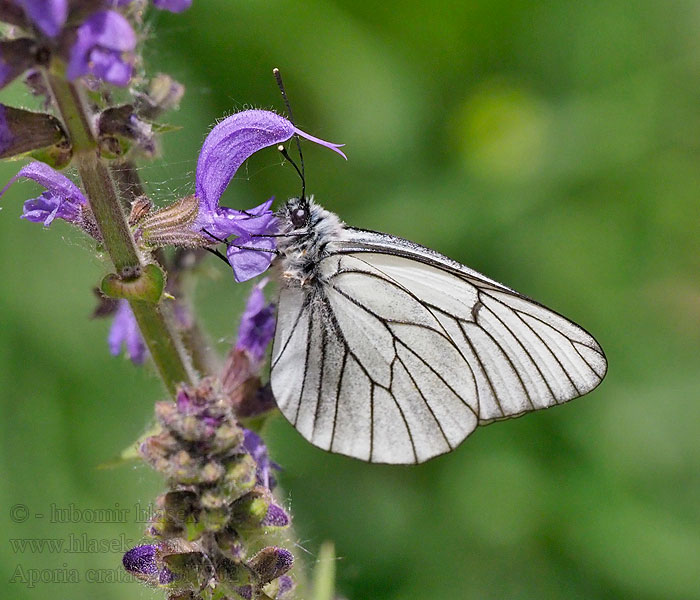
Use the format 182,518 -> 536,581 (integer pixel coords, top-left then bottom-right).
46,71 -> 194,396
110,161 -> 217,377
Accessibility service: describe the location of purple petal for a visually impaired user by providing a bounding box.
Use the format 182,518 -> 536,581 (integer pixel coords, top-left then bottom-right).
242,428 -> 275,488
293,127 -> 347,160
234,586 -> 253,600
203,198 -> 278,240
88,47 -> 133,86
262,503 -> 290,528
277,575 -> 295,598
226,235 -> 276,283
21,191 -> 81,226
66,11 -> 136,86
236,283 -> 276,363
196,110 -> 296,214
122,545 -> 158,576
194,109 -> 345,247
2,161 -> 85,202
19,0 -> 67,37
108,300 -> 147,364
153,0 -> 192,12
196,110 -> 345,213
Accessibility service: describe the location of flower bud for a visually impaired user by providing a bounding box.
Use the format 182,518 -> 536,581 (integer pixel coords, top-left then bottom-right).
220,453 -> 257,500
0,104 -> 70,166
136,73 -> 185,119
122,544 -> 161,584
161,551 -> 210,589
199,489 -> 230,532
149,490 -> 198,538
230,488 -> 269,528
215,557 -> 253,595
247,546 -> 293,586
231,487 -> 289,530
98,104 -> 156,157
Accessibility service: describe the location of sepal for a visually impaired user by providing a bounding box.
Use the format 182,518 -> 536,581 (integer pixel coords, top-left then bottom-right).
0,104 -> 70,165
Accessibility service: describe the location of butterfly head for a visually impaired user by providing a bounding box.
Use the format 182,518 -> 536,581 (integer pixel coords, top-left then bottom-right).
282,197 -> 311,231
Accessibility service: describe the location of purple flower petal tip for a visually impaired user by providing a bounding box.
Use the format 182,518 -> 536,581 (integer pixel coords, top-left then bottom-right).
122,545 -> 158,576
108,300 -> 147,364
293,126 -> 347,160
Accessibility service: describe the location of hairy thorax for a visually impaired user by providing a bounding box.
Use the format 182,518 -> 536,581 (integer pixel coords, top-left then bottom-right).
275,198 -> 346,287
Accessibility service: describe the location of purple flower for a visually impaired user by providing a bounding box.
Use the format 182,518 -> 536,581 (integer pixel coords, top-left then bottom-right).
0,161 -> 86,227
261,503 -> 290,528
17,0 -> 67,37
122,544 -> 175,585
66,11 -> 136,86
236,281 -> 276,363
276,575 -> 295,598
122,544 -> 159,578
108,300 -> 147,364
194,109 -> 345,281
242,428 -> 279,489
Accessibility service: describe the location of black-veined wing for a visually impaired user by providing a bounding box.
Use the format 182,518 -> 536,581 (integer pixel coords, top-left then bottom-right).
270,228 -> 607,464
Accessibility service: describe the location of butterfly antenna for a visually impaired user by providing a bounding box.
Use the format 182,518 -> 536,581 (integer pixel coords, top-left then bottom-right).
273,67 -> 306,202
277,144 -> 304,186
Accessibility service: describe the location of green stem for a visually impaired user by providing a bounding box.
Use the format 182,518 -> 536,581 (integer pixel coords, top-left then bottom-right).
110,161 -> 217,377
46,72 -> 194,396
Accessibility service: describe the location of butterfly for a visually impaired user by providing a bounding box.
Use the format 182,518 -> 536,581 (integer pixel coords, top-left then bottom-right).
269,196 -> 607,464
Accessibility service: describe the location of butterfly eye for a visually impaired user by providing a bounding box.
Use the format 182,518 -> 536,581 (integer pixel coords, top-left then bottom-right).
291,207 -> 308,229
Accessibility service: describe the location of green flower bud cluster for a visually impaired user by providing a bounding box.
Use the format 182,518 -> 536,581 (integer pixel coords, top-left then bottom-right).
129,378 -> 295,600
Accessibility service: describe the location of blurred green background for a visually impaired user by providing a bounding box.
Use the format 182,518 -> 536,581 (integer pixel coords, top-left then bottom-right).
2,1 -> 700,599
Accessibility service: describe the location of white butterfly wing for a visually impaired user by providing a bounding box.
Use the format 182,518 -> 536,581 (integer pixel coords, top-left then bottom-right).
271,228 -> 607,464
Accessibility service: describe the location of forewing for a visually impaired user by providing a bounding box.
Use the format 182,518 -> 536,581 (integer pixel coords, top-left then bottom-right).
272,228 -> 607,465
329,229 -> 607,423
